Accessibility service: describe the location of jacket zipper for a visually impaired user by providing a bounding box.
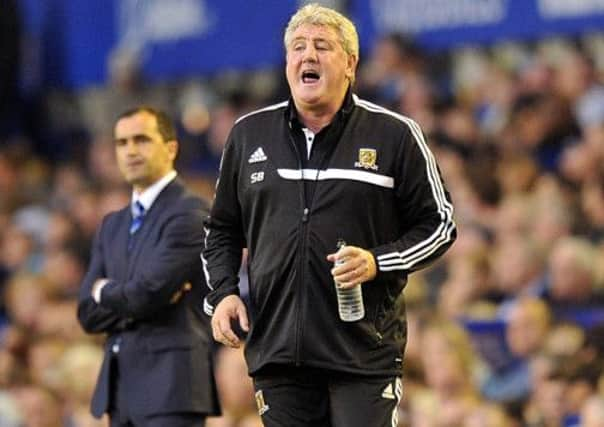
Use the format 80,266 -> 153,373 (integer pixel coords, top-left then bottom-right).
288,115 -> 347,365
288,123 -> 308,366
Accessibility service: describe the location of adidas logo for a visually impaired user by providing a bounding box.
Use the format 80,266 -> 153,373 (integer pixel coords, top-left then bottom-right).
381,383 -> 395,400
248,147 -> 267,163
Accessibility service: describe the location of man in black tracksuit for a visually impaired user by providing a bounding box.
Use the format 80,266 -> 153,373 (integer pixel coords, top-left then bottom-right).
202,4 -> 456,427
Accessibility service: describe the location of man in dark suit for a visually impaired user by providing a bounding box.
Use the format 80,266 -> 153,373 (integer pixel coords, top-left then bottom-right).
77,106 -> 220,426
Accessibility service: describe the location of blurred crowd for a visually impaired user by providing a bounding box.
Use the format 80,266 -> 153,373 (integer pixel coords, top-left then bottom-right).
361,33 -> 604,427
2,2 -> 604,426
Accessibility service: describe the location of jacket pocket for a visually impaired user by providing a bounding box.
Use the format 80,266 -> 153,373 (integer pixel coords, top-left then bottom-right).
356,306 -> 383,348
362,321 -> 383,347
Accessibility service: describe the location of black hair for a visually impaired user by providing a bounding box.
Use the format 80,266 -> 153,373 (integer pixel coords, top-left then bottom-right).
116,106 -> 177,142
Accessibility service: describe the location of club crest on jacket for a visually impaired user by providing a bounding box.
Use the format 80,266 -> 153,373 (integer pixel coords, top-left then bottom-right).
354,148 -> 378,171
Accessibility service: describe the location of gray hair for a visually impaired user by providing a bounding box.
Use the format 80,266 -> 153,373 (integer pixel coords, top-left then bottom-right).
284,3 -> 359,61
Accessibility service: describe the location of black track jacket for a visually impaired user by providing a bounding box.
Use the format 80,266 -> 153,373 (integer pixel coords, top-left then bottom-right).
202,91 -> 456,377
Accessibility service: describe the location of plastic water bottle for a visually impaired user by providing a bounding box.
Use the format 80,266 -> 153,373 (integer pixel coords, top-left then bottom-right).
334,239 -> 365,322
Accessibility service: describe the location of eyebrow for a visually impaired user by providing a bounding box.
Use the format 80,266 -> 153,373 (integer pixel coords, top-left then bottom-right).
114,133 -> 150,143
291,36 -> 332,44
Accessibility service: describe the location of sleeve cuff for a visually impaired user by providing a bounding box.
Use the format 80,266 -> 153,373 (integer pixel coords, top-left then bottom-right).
93,279 -> 111,303
204,286 -> 240,316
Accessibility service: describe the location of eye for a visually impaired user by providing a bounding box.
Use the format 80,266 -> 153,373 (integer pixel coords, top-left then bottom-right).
134,135 -> 152,144
315,41 -> 331,51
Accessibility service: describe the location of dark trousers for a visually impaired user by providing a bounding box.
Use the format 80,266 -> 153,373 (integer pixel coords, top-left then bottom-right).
108,351 -> 206,427
253,367 -> 402,427
109,412 -> 206,427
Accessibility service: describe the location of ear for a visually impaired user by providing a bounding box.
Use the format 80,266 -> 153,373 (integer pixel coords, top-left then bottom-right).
166,140 -> 179,161
346,54 -> 358,82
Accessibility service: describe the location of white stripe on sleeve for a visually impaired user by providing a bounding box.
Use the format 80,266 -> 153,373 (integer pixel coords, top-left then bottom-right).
354,95 -> 455,271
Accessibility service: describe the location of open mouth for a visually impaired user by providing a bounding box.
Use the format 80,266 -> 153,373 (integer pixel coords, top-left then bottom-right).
301,70 -> 320,84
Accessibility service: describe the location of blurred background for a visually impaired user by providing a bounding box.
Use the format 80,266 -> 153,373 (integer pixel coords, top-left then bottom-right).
2,0 -> 604,426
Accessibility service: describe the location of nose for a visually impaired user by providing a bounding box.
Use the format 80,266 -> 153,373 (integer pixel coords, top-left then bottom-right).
302,45 -> 318,62
124,140 -> 139,155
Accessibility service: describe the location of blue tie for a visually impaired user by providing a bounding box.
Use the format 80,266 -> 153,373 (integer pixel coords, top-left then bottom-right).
129,201 -> 145,235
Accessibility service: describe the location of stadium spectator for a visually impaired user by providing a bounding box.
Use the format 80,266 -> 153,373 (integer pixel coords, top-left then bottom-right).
481,298 -> 552,403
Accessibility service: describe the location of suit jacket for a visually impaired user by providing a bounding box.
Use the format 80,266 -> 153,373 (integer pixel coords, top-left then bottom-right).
77,178 -> 220,418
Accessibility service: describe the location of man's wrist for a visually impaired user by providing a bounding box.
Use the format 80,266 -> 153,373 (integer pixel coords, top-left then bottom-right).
204,287 -> 240,316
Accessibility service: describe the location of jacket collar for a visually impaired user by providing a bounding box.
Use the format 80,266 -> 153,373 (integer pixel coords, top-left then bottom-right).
131,170 -> 177,214
286,85 -> 355,129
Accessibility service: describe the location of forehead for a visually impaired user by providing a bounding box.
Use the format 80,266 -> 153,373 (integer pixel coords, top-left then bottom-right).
289,23 -> 340,43
114,112 -> 158,136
